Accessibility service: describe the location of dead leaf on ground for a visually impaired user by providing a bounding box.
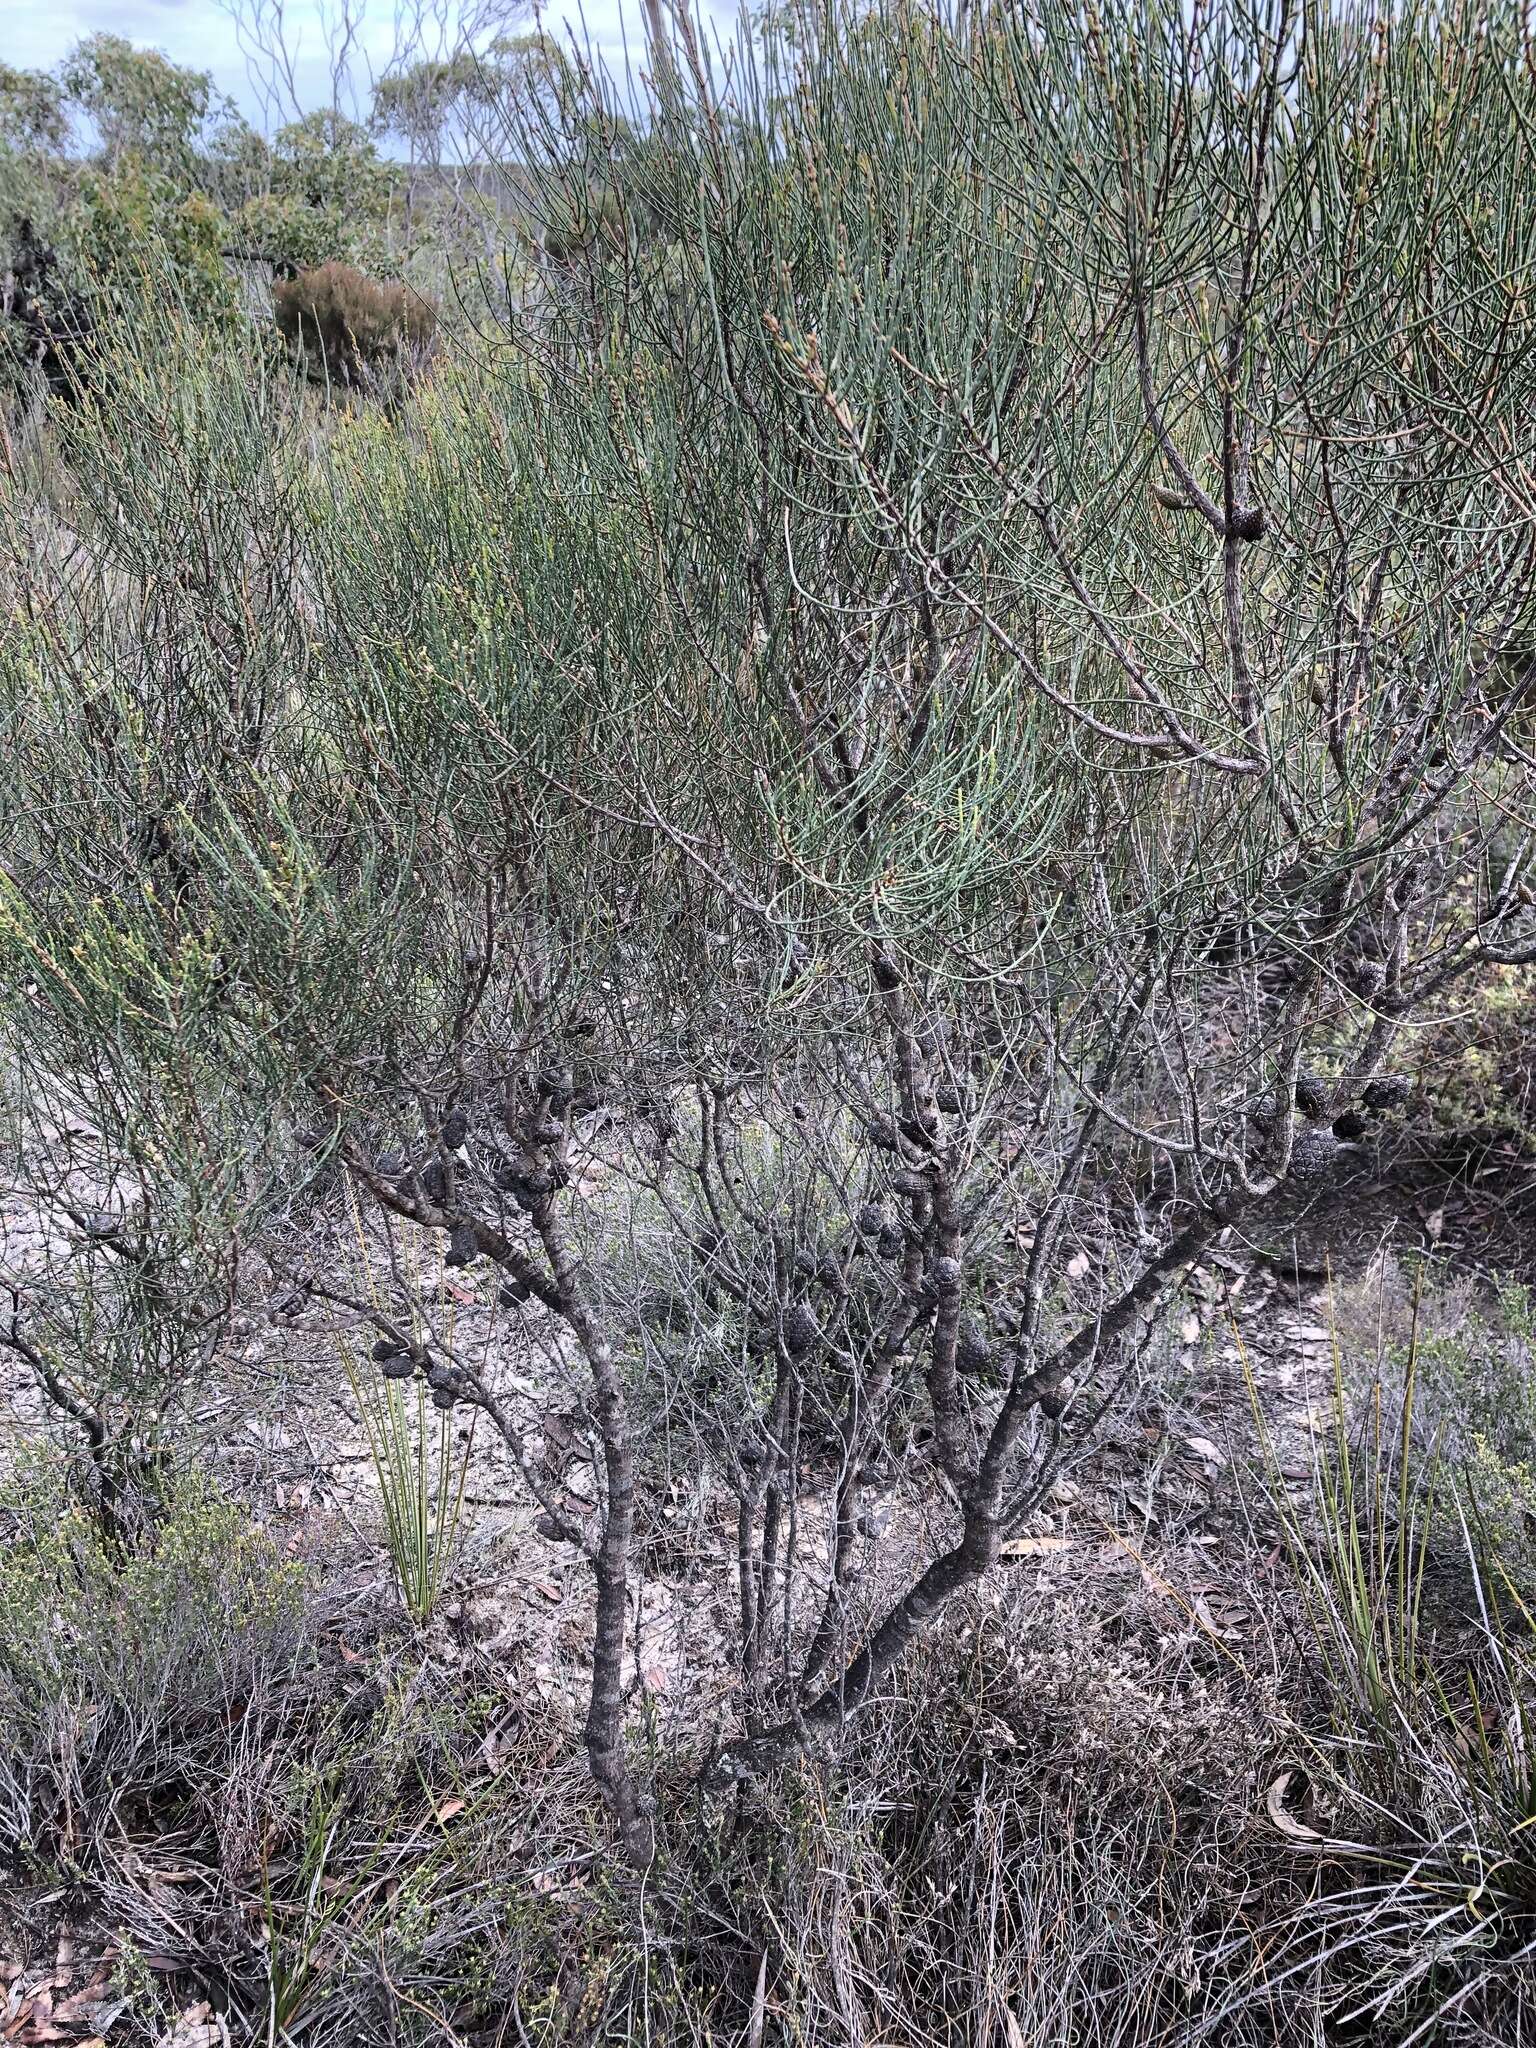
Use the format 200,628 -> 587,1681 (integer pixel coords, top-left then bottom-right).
1192,1591 -> 1250,1638
746,1951 -> 768,2048
155,2000 -> 230,2048
999,1535 -> 1071,1557
1265,1770 -> 1324,1845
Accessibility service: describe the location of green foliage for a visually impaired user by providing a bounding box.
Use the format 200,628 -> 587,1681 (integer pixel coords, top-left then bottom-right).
539,184 -> 632,264
1,12 -> 1528,1117
58,33 -> 220,175
1418,962 -> 1536,1150
0,1456 -> 306,1864
230,189 -> 354,274
200,112 -> 273,212
208,111 -> 398,274
0,1450 -> 591,2040
0,63 -> 69,155
1260,1320 -> 1536,2031
273,109 -> 391,217
370,32 -> 586,167
253,110 -> 395,272
2,41 -> 405,347
1418,1281 -> 1536,1542
343,1342 -> 475,1625
0,317 -> 322,1276
1338,1266 -> 1536,1565
70,159 -> 240,329
372,51 -> 501,161
0,72 -> 72,273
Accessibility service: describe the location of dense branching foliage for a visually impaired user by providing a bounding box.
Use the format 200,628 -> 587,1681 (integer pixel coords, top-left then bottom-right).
4,0 -> 1536,1880
273,260 -> 438,388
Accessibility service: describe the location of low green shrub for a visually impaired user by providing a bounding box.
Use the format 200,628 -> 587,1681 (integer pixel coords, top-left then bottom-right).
0,1456 -> 306,1871
1415,962 -> 1536,1154
1335,1262 -> 1536,1567
343,1343 -> 476,1626
1258,1315 -> 1536,2042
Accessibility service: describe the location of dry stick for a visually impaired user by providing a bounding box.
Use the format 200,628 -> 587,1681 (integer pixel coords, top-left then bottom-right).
793,955 -> 964,1684
338,1134 -> 654,1867
688,1084 -> 797,1699
868,941 -> 972,1481
744,1362 -> 791,1694
340,1141 -> 559,1309
798,1108 -> 935,1692
784,1192 -> 1245,1749
797,1290 -> 929,1690
531,1191 -> 657,1870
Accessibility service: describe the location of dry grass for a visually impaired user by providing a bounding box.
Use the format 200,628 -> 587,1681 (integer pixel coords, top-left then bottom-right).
13,1390 -> 1533,2047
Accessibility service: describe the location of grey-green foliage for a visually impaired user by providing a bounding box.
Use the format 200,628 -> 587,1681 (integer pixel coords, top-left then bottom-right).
1263,1296 -> 1536,2035
57,32 -> 222,174
457,0 -> 1536,1014
0,63 -> 70,156
1339,1263 -> 1536,1561
5,3 -> 1530,1168
2,0 -> 1536,1778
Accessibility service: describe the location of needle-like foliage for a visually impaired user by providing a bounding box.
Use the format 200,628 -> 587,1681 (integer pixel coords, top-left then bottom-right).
3,0 -> 1536,1863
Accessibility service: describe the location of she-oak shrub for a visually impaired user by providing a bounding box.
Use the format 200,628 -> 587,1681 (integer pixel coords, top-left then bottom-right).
3,1 -> 1536,1865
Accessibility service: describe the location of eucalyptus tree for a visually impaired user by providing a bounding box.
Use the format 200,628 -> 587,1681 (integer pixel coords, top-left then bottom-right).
3,0 -> 1535,1867
0,65 -> 70,159
57,35 -> 223,176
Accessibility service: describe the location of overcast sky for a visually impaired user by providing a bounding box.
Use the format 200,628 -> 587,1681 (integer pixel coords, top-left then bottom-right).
8,0 -> 743,129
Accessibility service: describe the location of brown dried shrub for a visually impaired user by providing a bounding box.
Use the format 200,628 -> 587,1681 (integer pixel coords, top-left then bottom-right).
272,261 -> 436,390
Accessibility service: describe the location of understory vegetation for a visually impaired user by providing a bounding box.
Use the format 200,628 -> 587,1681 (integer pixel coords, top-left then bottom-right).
3,0 -> 1536,2040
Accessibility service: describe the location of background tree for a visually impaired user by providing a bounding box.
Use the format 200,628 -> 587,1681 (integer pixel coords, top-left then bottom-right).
0,65 -> 70,158
226,109 -> 394,273
58,34 -> 222,177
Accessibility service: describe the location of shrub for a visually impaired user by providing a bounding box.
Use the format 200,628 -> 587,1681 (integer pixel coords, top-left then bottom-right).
72,162 -> 241,333
1416,962 -> 1536,1154
673,1591 -> 1294,2048
4,0 -> 1536,1871
0,1459 -> 306,1872
1246,1297 -> 1536,2040
1334,1263 -> 1536,1567
272,260 -> 436,389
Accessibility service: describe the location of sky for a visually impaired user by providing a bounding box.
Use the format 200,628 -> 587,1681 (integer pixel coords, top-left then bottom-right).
7,0 -> 742,130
